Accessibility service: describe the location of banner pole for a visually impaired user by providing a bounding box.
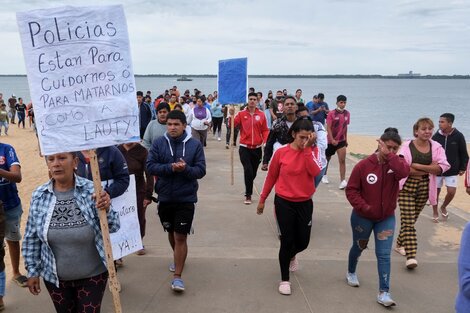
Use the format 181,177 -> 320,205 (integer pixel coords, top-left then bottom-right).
88,149 -> 122,313
230,104 -> 235,185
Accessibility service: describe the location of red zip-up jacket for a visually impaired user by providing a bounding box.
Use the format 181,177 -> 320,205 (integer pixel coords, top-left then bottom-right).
260,145 -> 321,204
345,153 -> 410,221
234,108 -> 270,148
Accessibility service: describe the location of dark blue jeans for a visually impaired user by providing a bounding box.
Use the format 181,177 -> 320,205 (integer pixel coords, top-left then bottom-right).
348,211 -> 395,291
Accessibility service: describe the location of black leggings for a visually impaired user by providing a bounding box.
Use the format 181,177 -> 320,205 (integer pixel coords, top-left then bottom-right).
275,195 -> 313,281
44,272 -> 108,313
212,117 -> 223,136
239,146 -> 262,197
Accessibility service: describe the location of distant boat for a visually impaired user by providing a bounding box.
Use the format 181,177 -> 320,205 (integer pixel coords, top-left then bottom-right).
177,76 -> 193,81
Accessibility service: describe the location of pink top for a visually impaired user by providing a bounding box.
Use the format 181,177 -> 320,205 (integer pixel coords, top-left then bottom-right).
399,139 -> 450,205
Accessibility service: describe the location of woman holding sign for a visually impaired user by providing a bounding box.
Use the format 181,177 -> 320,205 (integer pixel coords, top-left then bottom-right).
22,151 -> 120,313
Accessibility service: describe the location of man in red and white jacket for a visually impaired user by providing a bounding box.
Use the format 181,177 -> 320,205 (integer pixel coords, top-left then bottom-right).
234,92 -> 270,204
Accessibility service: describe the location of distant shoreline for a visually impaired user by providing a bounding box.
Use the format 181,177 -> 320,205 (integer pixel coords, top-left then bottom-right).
1,74 -> 469,79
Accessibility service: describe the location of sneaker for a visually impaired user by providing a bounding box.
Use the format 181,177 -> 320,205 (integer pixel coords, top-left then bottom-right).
289,257 -> 299,272
321,176 -> 329,184
244,196 -> 252,205
406,258 -> 418,269
394,246 -> 406,256
346,272 -> 360,287
339,180 -> 348,190
225,144 -> 229,149
377,292 -> 396,307
171,278 -> 185,292
169,263 -> 175,272
217,137 -> 221,141
278,281 -> 291,295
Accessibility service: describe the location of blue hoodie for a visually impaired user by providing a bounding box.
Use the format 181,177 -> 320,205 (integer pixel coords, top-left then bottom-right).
146,131 -> 206,203
456,222 -> 470,313
76,146 -> 130,199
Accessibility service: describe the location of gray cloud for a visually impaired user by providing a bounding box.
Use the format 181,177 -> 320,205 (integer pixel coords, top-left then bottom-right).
0,0 -> 469,74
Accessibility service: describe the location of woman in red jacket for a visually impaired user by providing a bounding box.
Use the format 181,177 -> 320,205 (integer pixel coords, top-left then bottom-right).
345,128 -> 410,307
256,117 -> 321,296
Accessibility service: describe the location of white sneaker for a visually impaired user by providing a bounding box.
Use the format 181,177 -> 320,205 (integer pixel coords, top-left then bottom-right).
278,281 -> 291,295
217,137 -> 221,141
339,180 -> 348,190
289,257 -> 299,272
406,258 -> 418,269
377,292 -> 396,307
321,176 -> 329,184
346,272 -> 360,287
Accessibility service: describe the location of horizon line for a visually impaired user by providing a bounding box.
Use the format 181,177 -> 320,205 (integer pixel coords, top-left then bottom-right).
0,73 -> 469,77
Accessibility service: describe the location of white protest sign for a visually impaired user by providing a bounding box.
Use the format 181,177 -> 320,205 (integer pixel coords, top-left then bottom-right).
16,5 -> 140,155
106,175 -> 143,260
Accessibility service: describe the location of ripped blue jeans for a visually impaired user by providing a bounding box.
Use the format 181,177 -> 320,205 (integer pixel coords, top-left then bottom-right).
348,211 -> 395,292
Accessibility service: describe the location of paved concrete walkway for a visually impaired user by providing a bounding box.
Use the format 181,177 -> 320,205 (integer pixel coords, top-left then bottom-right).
5,136 -> 464,312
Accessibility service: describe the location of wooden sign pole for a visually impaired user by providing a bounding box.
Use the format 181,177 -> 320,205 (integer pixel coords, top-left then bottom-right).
230,104 -> 235,185
88,149 -> 122,313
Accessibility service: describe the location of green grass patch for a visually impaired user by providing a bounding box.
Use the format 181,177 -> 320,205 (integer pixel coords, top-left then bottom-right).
349,152 -> 368,160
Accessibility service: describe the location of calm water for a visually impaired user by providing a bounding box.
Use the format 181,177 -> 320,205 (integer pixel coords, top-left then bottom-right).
1,76 -> 469,139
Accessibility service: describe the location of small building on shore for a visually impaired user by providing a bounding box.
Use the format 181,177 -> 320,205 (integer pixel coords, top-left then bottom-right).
398,71 -> 421,78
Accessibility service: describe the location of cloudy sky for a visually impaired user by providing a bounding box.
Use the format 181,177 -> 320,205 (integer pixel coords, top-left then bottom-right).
1,0 -> 469,75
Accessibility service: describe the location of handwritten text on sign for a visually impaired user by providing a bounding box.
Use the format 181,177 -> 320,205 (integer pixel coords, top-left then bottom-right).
106,175 -> 143,260
16,5 -> 140,155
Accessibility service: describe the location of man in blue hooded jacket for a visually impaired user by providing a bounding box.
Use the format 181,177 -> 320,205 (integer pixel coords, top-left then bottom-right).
146,110 -> 206,292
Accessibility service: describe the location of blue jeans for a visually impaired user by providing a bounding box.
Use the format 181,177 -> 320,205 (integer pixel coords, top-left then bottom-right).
314,167 -> 327,188
264,109 -> 272,129
348,211 -> 395,292
0,271 -> 5,296
0,121 -> 8,135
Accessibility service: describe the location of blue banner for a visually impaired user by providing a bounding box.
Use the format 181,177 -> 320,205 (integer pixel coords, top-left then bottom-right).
218,58 -> 247,105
